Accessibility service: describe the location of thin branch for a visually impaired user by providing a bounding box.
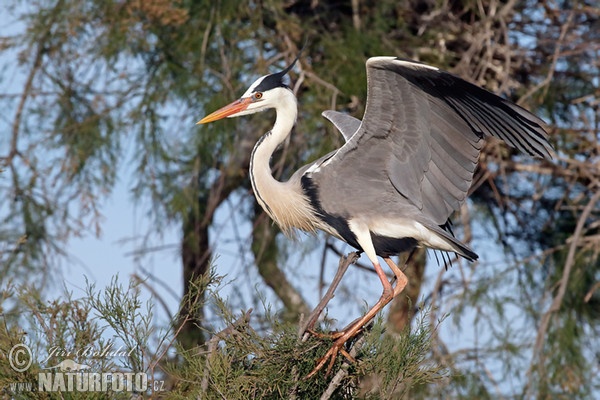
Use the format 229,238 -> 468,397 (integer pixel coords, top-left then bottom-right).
318,239 -> 330,300
200,309 -> 253,395
131,272 -> 174,319
326,243 -> 381,276
351,0 -> 361,31
299,251 -> 360,340
584,281 -> 600,303
518,10 -> 574,104
7,36 -> 44,164
526,188 -> 600,394
149,312 -> 192,372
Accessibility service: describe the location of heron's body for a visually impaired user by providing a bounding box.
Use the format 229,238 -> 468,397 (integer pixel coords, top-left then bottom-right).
246,91 -> 449,260
199,55 -> 553,376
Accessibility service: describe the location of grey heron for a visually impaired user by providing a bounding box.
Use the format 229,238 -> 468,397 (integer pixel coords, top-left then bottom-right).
198,55 -> 553,376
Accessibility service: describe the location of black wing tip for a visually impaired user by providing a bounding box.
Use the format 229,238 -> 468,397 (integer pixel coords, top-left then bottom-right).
529,144 -> 555,160
462,248 -> 479,262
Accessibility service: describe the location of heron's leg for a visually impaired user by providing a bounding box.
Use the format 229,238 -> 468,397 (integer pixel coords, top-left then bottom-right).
383,257 -> 409,296
306,258 -> 409,378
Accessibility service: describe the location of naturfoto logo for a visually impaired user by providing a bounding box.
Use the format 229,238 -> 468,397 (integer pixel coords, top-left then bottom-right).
6,342 -> 165,394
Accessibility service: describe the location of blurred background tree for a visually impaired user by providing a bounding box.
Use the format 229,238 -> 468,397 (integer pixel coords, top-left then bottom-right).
1,0 -> 598,398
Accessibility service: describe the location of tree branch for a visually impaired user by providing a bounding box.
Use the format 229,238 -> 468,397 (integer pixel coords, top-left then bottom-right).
299,251 -> 360,339
526,188 -> 600,394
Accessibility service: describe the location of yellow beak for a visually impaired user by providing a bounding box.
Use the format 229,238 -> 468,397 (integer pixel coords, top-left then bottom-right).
196,97 -> 252,124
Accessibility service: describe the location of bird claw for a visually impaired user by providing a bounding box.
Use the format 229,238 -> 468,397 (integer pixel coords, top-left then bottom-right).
305,328 -> 345,340
305,336 -> 358,379
305,317 -> 365,341
306,343 -> 339,379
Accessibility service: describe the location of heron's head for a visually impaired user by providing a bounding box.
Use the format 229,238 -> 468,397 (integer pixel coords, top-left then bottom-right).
197,58 -> 298,124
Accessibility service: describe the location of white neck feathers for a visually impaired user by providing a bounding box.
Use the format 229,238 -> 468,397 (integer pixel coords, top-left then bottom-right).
249,89 -> 318,235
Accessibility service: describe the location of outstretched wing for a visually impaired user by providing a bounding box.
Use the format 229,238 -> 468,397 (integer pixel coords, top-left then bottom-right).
314,57 -> 553,225
322,110 -> 361,142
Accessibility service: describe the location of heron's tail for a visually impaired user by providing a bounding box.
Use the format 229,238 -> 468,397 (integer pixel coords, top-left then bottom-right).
424,222 -> 479,262
444,235 -> 478,262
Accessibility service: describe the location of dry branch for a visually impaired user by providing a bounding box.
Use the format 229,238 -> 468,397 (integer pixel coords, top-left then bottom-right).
526,188 -> 600,396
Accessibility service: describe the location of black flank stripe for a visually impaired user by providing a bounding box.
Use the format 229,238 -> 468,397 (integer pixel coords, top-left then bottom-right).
300,174 -> 362,251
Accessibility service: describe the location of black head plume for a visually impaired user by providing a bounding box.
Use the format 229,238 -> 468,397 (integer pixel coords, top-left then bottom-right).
252,44 -> 306,93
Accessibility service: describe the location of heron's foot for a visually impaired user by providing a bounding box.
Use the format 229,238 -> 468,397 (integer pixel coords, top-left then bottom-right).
305,319 -> 371,379
305,335 -> 357,379
304,315 -> 364,340
305,328 -> 346,341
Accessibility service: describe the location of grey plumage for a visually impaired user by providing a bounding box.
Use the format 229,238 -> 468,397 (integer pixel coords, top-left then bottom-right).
300,57 -> 552,260
321,110 -> 361,141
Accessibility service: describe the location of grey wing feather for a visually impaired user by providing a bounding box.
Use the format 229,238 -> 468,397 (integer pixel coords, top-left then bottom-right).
322,110 -> 361,142
310,57 -> 553,226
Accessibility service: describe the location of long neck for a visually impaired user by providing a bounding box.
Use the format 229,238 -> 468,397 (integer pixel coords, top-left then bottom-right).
250,94 -> 297,187
249,92 -> 316,234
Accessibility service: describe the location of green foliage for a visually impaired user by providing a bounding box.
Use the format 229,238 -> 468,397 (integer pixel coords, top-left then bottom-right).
359,312 -> 448,399
1,269 -> 443,399
86,276 -> 154,373
157,288 -> 445,399
1,277 -> 154,399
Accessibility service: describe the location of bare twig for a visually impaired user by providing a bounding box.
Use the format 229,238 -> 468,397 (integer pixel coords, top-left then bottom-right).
292,251 -> 359,397
526,188 -> 600,395
150,312 -> 192,372
318,239 -> 330,300
299,251 -> 360,340
351,0 -> 361,31
584,281 -> 600,303
132,272 -> 174,319
304,70 -> 343,96
200,309 -> 253,394
518,10 -> 574,104
199,6 -> 215,71
428,260 -> 450,365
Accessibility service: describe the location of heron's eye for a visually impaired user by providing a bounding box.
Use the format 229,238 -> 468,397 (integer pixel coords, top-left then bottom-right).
253,92 -> 263,100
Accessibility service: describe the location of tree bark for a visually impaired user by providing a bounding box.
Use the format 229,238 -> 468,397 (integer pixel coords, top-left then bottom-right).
252,210 -> 310,322
177,136 -> 257,349
178,207 -> 211,349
